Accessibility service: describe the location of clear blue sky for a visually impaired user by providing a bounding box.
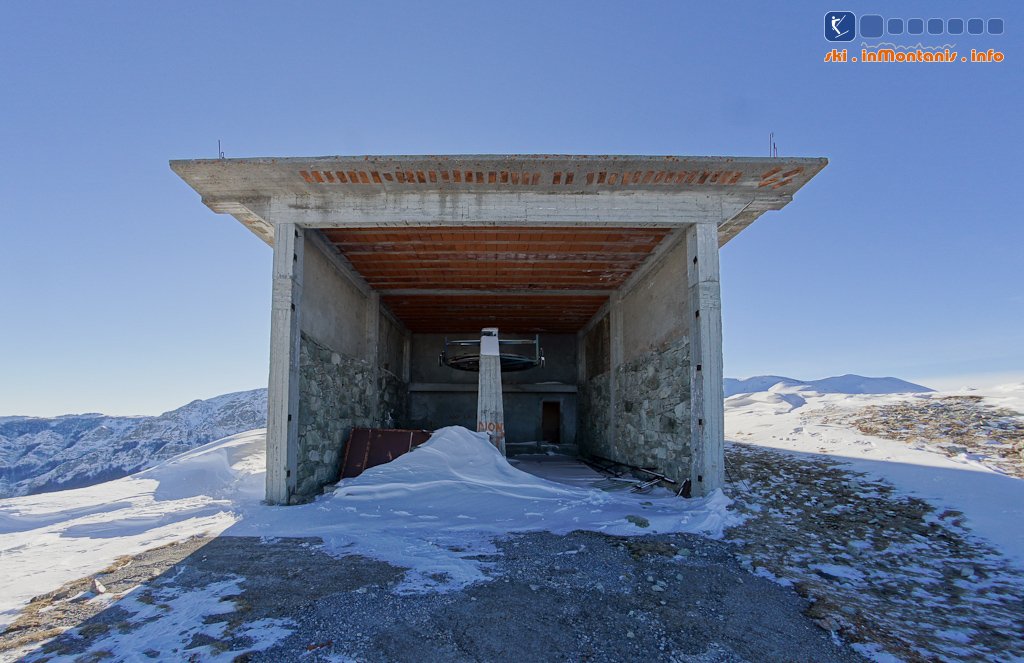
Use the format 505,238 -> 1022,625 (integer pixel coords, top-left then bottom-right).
1,1 -> 1021,416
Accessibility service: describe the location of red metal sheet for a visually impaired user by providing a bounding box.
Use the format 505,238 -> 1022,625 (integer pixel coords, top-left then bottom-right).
339,428 -> 432,480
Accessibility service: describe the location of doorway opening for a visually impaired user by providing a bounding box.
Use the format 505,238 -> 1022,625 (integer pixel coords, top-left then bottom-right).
541,401 -> 561,444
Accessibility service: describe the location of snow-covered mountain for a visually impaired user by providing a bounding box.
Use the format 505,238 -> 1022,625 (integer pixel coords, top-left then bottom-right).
724,374 -> 933,397
0,389 -> 267,498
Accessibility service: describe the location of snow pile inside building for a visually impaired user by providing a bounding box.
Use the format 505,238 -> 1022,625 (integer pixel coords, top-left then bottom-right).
0,426 -> 736,626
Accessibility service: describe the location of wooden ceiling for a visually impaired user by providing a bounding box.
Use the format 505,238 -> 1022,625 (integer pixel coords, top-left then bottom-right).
322,227 -> 670,333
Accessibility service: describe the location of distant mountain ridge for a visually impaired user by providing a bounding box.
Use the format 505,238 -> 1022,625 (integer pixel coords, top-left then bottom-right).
0,389 -> 267,498
724,374 -> 933,398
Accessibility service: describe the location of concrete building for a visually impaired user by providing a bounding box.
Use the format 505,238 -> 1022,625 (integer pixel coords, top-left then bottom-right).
171,155 -> 826,505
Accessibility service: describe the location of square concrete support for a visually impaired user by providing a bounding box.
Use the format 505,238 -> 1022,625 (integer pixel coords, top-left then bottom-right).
266,222 -> 303,505
366,290 -> 381,416
476,328 -> 506,454
686,222 -> 725,496
607,292 -> 624,452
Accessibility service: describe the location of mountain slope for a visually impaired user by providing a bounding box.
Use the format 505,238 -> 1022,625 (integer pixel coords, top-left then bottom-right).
0,389 -> 267,498
724,374 -> 933,397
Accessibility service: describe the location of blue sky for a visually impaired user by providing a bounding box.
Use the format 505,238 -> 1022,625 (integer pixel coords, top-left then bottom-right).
1,1 -> 1021,416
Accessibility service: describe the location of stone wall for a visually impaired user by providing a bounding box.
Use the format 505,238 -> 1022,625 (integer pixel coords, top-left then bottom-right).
295,332 -> 376,502
578,334 -> 690,483
612,335 -> 691,483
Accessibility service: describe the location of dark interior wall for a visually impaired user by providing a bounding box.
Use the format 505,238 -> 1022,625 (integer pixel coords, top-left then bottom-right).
407,391 -> 577,444
407,332 -> 578,444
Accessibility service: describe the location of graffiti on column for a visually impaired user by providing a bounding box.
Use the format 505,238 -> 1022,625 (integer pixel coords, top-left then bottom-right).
477,420 -> 505,448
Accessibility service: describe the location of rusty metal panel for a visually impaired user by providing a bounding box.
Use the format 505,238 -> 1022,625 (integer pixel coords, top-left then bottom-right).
340,428 -> 371,479
340,428 -> 432,480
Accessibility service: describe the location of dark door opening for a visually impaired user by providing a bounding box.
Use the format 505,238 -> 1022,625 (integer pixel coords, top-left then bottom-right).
541,401 -> 561,443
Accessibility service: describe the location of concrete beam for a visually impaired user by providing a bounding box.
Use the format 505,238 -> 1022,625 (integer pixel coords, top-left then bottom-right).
205,197 -> 274,245
686,223 -> 725,497
253,191 -> 752,229
577,300 -> 611,341
409,383 -> 577,394
266,223 -> 303,505
382,288 -> 612,297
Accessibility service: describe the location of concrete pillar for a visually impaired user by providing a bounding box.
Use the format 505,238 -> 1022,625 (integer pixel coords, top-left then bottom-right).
402,330 -> 412,383
366,291 -> 381,422
686,222 -> 725,496
607,292 -> 623,452
266,223 -> 303,505
476,327 -> 506,454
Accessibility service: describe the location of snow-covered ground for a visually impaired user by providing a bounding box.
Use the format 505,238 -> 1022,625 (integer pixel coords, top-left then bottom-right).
0,426 -> 735,630
726,381 -> 1024,565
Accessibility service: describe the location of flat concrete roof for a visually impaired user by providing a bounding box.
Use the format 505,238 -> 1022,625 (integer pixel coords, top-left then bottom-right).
170,154 -> 827,245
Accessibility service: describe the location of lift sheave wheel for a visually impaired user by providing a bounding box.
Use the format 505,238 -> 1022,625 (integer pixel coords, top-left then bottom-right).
439,335 -> 545,373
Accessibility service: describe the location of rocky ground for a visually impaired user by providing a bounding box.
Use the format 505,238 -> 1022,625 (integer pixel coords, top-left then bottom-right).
846,396 -> 1024,478
724,442 -> 1024,662
3,531 -> 858,663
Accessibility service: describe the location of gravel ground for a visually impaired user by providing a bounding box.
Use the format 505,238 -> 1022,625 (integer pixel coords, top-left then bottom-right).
725,442 -> 1024,662
6,531 -> 859,662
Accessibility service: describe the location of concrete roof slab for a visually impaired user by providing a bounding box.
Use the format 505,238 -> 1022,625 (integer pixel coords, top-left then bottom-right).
170,154 -> 827,245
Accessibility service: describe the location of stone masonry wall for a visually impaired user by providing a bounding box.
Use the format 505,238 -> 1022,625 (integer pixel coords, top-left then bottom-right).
614,336 -> 691,483
296,332 -> 376,502
579,336 -> 691,484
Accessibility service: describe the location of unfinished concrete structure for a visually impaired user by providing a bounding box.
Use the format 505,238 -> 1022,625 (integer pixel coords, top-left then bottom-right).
171,155 -> 826,504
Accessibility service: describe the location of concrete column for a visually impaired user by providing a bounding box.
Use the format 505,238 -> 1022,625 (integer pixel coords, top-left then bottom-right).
476,327 -> 506,454
366,291 -> 381,422
607,292 -> 623,452
686,222 -> 725,496
402,330 -> 412,383
266,223 -> 303,505
576,329 -> 586,386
